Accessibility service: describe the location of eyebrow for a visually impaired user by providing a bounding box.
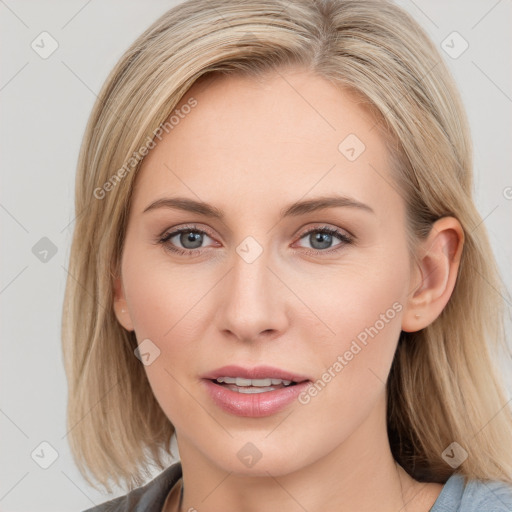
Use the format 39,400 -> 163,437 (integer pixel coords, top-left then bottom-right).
143,194 -> 375,219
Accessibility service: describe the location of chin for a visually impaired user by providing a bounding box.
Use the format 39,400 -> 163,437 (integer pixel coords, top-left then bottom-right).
202,437 -> 316,478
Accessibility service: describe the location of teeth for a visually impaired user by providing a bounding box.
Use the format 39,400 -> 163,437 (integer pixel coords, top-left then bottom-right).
237,386 -> 276,394
236,377 -> 253,386
215,377 -> 293,387
272,379 -> 291,385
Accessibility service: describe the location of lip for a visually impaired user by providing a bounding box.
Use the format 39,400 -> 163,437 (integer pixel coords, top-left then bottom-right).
201,365 -> 312,382
201,365 -> 312,418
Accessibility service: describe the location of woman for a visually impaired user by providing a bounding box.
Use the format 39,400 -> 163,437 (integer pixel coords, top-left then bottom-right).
61,0 -> 512,510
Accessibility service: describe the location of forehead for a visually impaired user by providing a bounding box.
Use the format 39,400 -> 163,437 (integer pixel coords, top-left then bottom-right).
131,69 -> 400,218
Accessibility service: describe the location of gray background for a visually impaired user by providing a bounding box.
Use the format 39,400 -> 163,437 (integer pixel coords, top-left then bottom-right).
1,1 -> 511,510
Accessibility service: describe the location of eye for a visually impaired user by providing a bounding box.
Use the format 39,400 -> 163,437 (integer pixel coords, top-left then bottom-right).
158,225 -> 216,256
157,224 -> 353,257
295,226 -> 353,254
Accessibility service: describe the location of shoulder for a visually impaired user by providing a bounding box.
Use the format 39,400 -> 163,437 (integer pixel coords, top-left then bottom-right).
82,462 -> 182,512
431,473 -> 512,512
462,476 -> 512,512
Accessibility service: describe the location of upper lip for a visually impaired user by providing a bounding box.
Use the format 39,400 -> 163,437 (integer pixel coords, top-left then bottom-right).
201,365 -> 312,383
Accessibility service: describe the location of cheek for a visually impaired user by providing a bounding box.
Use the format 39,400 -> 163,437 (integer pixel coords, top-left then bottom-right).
298,253 -> 408,407
121,254 -> 203,424
306,255 -> 408,347
121,247 -> 212,391
122,244 -> 206,341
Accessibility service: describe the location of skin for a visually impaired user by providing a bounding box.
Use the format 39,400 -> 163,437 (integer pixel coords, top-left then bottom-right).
113,67 -> 464,512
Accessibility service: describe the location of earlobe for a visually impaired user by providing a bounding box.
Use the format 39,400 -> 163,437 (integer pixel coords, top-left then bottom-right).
112,275 -> 135,332
402,217 -> 464,333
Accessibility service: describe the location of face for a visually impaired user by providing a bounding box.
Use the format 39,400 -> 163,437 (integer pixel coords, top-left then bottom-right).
114,68 -> 417,477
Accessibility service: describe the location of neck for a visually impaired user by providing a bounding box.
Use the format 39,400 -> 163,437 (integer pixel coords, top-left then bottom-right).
175,395 -> 431,512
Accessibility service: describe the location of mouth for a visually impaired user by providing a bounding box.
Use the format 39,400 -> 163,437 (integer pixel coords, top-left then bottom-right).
201,365 -> 312,417
210,376 -> 301,394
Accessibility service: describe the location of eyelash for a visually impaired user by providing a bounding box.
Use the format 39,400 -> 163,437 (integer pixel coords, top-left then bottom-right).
157,224 -> 353,257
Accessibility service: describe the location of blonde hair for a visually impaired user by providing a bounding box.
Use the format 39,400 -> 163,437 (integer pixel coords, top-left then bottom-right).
62,0 -> 512,493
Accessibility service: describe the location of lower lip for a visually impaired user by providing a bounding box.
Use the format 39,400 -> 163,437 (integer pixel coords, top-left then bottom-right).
202,379 -> 311,417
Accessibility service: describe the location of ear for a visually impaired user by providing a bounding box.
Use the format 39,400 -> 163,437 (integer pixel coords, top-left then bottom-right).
402,216 -> 464,332
112,274 -> 135,332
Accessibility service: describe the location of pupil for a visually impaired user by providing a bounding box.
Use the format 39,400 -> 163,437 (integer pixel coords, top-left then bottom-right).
312,232 -> 331,250
181,231 -> 202,249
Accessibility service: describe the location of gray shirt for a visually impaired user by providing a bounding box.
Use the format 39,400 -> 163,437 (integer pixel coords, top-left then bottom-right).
83,462 -> 512,511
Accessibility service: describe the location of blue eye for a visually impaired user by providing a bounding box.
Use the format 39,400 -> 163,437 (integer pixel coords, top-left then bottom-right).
296,226 -> 352,253
158,226 -> 214,256
157,224 -> 353,257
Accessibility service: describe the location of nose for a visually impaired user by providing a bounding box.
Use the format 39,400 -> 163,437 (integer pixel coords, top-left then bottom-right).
215,240 -> 290,343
